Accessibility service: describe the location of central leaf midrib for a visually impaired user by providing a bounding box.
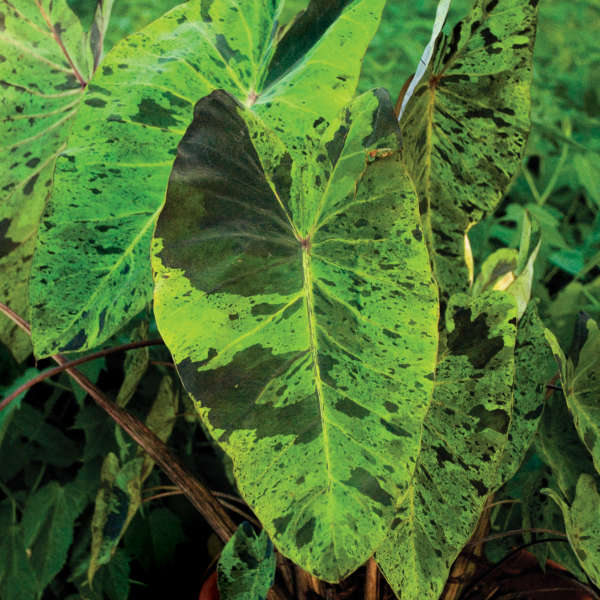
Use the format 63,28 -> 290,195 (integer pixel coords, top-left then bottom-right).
301,245 -> 335,514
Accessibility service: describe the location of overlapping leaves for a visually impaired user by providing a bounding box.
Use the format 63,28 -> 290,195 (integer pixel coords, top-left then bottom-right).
399,0 -> 538,302
152,88 -> 439,580
0,0 -> 112,360
29,0 -> 387,357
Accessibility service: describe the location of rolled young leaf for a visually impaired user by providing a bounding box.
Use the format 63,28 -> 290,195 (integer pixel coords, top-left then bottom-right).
29,0 -> 387,357
399,0 -> 538,303
152,88 -> 439,581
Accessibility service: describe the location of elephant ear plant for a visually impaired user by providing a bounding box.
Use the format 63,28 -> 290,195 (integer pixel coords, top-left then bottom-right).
0,0 -> 561,597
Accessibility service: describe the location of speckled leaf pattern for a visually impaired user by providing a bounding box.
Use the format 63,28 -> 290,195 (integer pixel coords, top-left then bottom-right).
217,522 -> 276,600
0,0 -> 110,360
400,0 -> 538,301
495,302 -> 550,483
546,319 -> 600,476
152,89 -> 439,581
545,474 -> 600,587
29,0 -> 386,357
376,290 -> 517,600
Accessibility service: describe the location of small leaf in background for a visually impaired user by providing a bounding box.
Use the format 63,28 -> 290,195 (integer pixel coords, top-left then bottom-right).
124,507 -> 185,572
0,367 -> 41,446
72,358 -> 106,405
116,322 -> 150,408
139,374 -> 178,481
0,522 -> 39,600
217,522 -> 276,600
574,153 -> 600,209
88,453 -> 143,584
545,474 -> 600,587
21,481 -> 88,596
400,0 -> 538,301
376,290 -> 517,600
153,88 -> 439,580
546,319 -> 600,476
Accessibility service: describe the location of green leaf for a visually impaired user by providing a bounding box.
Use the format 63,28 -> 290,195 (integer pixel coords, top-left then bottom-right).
495,302 -> 550,483
218,522 -> 277,600
574,152 -> 600,209
545,474 -> 600,586
546,319 -> 600,476
376,290 -> 517,600
22,481 -> 88,595
152,89 -> 439,580
0,367 -> 41,446
116,321 -> 150,408
0,523 -> 39,600
88,452 -> 143,584
139,374 -> 178,480
400,0 -> 538,301
0,0 -> 112,361
71,357 -> 106,404
30,0 -> 387,358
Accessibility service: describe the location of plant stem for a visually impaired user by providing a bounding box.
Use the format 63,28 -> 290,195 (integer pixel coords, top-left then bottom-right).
365,557 -> 380,600
0,338 -> 164,413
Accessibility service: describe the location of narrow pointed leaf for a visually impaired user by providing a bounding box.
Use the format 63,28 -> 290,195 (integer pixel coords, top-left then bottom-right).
376,290 -> 517,600
30,0 -> 386,357
546,320 -> 600,476
545,474 -> 600,587
217,522 -> 276,600
400,0 -> 538,301
495,302 -> 550,483
152,89 -> 439,580
0,0 -> 111,360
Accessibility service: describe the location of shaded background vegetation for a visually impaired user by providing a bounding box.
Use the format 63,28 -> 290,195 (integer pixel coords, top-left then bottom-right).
1,0 -> 598,598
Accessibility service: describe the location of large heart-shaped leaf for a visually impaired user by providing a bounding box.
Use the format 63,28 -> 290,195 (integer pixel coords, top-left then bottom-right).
29,0 -> 387,357
152,89 -> 439,580
376,290 -> 517,600
400,0 -> 538,302
0,0 -> 112,360
546,318 -> 600,476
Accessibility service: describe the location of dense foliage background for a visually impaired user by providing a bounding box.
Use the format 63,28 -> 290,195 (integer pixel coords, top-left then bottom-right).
1,0 -> 598,598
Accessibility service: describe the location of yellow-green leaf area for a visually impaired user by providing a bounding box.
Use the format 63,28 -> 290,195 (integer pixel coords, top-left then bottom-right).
400,0 -> 538,301
152,89 -> 439,581
29,0 -> 387,357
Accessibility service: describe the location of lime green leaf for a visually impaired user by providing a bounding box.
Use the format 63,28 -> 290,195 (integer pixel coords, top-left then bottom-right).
376,290 -> 517,600
153,89 -> 439,580
400,0 -> 538,301
22,481 -> 88,595
218,522 -> 276,600
88,453 -> 143,584
545,474 -> 600,586
495,302 -> 550,483
29,0 -> 386,358
0,0 -> 112,361
546,319 -> 600,476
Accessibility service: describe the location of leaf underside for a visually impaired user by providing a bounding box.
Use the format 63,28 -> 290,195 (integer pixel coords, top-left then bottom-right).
152,89 -> 439,581
400,0 -> 538,303
29,0 -> 386,357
